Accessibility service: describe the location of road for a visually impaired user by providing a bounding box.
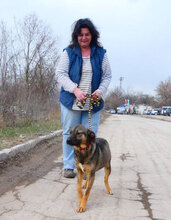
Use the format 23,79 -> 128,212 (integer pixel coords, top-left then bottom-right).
0,115 -> 171,220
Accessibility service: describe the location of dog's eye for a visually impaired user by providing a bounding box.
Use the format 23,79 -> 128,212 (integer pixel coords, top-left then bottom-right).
70,130 -> 73,134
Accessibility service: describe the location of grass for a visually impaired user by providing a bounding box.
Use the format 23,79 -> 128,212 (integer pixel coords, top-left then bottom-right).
100,111 -> 110,124
0,111 -> 110,150
0,112 -> 62,149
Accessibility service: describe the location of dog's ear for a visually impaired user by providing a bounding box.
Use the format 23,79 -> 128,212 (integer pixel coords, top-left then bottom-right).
87,129 -> 95,142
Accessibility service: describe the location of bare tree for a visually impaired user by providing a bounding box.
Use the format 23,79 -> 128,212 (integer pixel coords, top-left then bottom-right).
0,22 -> 18,125
105,86 -> 157,110
0,14 -> 59,125
14,14 -> 59,119
105,86 -> 124,109
15,14 -> 58,90
156,77 -> 171,106
0,22 -> 10,88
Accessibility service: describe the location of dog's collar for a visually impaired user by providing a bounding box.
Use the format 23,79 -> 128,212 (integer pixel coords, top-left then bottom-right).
80,143 -> 91,151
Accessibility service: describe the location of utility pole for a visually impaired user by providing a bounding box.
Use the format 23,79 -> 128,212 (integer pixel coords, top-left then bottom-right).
119,77 -> 124,90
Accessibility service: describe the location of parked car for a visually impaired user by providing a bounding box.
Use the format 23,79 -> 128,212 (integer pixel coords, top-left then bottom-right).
157,108 -> 162,115
146,110 -> 152,115
151,108 -> 158,115
162,106 -> 171,115
109,109 -> 116,114
165,107 -> 171,116
105,110 -> 111,113
105,109 -> 116,114
117,107 -> 126,114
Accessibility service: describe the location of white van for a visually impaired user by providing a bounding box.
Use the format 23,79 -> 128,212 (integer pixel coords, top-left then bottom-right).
161,106 -> 171,115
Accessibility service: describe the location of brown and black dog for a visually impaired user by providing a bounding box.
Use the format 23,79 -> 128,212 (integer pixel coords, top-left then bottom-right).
67,124 -> 113,212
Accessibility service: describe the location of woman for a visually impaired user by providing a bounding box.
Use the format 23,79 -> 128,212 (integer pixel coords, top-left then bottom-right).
56,18 -> 112,178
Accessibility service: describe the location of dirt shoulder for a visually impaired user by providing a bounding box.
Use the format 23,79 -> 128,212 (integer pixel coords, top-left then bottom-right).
0,135 -> 62,196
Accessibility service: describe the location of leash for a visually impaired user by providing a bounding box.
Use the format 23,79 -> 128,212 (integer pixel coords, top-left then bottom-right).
76,94 -> 100,130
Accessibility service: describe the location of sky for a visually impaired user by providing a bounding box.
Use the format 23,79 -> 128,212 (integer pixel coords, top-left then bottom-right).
0,0 -> 171,96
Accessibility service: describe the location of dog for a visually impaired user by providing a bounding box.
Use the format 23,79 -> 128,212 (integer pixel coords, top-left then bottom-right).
67,124 -> 113,212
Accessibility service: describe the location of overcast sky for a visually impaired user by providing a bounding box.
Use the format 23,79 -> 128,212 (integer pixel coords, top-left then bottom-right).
0,0 -> 171,96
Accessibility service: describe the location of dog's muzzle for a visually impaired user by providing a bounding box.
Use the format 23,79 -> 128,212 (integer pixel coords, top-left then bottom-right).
67,137 -> 81,146
66,137 -> 72,145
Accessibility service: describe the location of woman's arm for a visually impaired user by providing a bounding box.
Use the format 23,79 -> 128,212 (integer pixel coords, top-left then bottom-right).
92,53 -> 112,100
56,50 -> 77,93
56,50 -> 86,101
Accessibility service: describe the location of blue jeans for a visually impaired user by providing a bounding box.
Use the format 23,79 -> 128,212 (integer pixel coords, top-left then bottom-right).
61,104 -> 101,169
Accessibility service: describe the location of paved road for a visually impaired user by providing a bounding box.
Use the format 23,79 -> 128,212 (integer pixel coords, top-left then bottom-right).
0,115 -> 171,220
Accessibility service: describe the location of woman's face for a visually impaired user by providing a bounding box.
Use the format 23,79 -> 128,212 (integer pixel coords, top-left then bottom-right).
77,28 -> 92,48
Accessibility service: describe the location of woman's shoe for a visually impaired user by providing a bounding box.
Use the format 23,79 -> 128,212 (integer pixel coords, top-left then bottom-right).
64,169 -> 76,178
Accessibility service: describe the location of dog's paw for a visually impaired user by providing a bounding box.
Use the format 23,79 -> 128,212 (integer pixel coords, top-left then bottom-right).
77,206 -> 86,213
107,190 -> 113,195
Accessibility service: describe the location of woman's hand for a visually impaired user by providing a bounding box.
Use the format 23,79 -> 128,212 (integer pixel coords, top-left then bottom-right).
92,90 -> 101,100
73,87 -> 86,102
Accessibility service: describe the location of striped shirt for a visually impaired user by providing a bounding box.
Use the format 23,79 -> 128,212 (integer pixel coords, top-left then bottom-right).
56,50 -> 112,110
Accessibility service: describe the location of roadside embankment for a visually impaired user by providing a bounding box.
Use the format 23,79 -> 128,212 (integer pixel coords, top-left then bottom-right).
0,130 -> 62,162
